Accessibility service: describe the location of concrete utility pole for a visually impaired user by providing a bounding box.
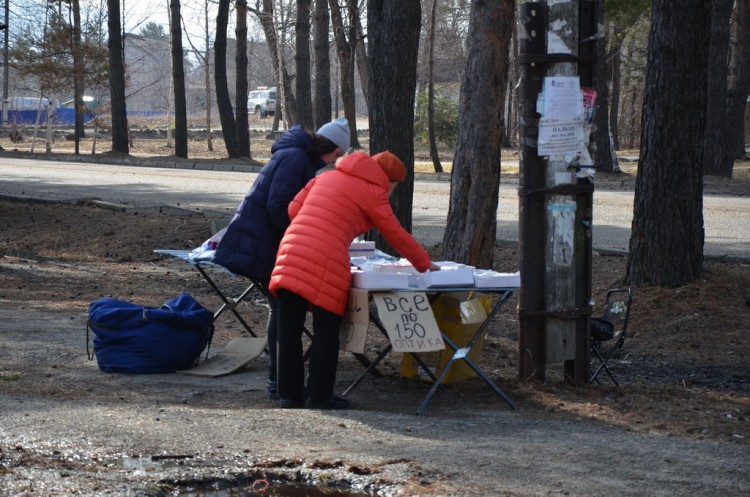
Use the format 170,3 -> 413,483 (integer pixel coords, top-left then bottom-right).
517,1 -> 597,384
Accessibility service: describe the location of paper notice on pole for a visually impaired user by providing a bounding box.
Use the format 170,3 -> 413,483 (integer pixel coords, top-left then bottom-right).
541,76 -> 583,118
537,115 -> 586,157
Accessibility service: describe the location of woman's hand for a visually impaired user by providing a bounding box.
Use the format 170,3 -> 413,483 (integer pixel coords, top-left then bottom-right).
429,262 -> 441,272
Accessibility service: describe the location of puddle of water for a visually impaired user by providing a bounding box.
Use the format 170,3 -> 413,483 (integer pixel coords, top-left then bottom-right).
101,457 -> 374,496
100,455 -> 192,471
177,480 -> 372,496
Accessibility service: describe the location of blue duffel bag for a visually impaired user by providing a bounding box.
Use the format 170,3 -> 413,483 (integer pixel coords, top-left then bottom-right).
87,292 -> 214,374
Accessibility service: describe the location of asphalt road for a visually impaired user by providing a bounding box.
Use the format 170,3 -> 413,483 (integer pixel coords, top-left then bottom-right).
1,156 -> 748,259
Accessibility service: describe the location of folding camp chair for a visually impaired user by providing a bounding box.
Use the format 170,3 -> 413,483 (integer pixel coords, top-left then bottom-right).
156,250 -> 370,368
590,287 -> 633,386
154,249 -> 267,338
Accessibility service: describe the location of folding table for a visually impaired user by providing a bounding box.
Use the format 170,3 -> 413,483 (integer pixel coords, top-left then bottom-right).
342,286 -> 519,415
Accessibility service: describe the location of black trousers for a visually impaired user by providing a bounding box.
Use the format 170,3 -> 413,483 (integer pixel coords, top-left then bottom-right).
258,279 -> 279,385
276,289 -> 341,401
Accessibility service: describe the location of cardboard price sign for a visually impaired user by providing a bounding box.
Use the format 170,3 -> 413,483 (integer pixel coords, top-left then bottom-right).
373,292 -> 444,353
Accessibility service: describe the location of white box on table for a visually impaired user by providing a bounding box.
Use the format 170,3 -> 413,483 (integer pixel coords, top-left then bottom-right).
349,241 -> 376,258
473,270 -> 521,288
351,269 -> 411,289
421,261 -> 476,287
405,261 -> 474,288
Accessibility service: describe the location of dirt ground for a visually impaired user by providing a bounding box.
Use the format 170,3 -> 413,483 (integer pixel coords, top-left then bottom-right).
0,133 -> 749,495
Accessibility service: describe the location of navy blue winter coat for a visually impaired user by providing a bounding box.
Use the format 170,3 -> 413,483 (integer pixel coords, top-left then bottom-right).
213,125 -> 326,281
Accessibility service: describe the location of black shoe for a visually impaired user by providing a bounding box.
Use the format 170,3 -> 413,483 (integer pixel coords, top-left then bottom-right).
279,397 -> 304,409
304,395 -> 351,410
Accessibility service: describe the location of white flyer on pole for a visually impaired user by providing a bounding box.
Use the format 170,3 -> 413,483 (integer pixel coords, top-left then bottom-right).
541,76 -> 583,118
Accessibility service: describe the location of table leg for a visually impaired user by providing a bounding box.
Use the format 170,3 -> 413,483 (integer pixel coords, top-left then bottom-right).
416,290 -> 516,414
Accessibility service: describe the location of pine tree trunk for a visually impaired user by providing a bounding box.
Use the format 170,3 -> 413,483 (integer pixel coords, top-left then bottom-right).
726,0 -> 750,166
626,0 -> 712,286
107,0 -> 129,154
426,0 -> 443,174
72,0 -> 84,151
295,0 -> 314,130
313,0 -> 332,129
330,0 -> 359,149
608,27 -> 623,150
703,0 -> 733,177
593,2 -> 615,172
215,0 -> 238,157
170,0 -> 188,158
367,0 -> 421,243
235,0 -> 250,157
441,0 -> 514,268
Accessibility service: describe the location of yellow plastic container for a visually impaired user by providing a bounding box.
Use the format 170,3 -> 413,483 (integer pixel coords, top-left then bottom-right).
399,292 -> 492,384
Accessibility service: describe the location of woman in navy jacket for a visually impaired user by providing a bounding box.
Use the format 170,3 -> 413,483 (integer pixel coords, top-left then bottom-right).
213,118 -> 350,399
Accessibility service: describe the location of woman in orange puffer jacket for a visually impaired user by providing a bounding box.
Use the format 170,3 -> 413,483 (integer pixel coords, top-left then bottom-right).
269,151 -> 440,409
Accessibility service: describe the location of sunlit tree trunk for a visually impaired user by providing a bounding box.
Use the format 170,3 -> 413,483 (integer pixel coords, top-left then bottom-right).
442,0 -> 513,268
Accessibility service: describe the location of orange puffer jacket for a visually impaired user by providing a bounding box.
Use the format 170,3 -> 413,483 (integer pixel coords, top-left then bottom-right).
269,151 -> 432,316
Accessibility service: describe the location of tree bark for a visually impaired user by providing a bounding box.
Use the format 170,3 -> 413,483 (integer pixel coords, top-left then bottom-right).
426,0 -> 443,174
726,0 -> 750,165
353,7 -> 369,112
106,0 -> 129,154
626,0 -> 712,287
170,0 -> 188,158
367,0 -> 421,242
607,26 -> 623,151
313,0 -> 332,129
295,0 -> 314,130
215,0 -> 239,157
703,0 -> 733,177
253,0 -> 298,128
235,0 -> 250,157
442,0 -> 513,268
204,0 -> 213,151
593,1 -> 616,172
71,0 -> 84,151
330,0 -> 360,149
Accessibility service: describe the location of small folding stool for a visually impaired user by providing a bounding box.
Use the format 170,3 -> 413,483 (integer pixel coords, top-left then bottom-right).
155,249 -> 342,366
154,249 -> 266,338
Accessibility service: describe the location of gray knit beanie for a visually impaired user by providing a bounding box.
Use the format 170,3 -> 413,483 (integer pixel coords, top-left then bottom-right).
316,117 -> 350,152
